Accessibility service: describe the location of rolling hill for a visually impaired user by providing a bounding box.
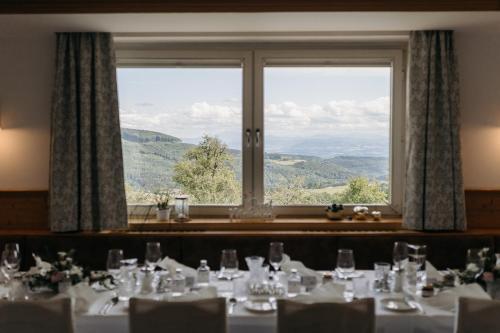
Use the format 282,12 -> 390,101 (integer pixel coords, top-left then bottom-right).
121,128 -> 389,193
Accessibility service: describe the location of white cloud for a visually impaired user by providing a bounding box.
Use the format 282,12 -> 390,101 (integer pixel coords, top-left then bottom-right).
119,96 -> 390,145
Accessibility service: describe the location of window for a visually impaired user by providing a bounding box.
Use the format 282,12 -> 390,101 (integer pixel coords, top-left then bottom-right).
117,47 -> 405,217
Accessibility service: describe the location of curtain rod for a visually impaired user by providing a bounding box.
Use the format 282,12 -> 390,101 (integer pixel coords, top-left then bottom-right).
113,31 -> 410,43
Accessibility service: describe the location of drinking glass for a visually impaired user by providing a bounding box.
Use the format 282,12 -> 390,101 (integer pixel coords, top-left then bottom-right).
336,249 -> 355,279
106,249 -> 124,279
409,244 -> 427,286
393,241 -> 408,271
4,243 -> 20,252
1,248 -> 20,278
145,242 -> 162,271
466,248 -> 484,279
269,242 -> 284,280
353,277 -> 370,299
220,249 -> 239,278
374,262 -> 390,292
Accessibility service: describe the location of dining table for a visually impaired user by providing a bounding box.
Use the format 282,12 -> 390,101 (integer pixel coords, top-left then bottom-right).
72,270 -> 490,333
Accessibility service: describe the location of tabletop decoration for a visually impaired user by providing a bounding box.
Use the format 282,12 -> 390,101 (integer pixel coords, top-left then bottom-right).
352,206 -> 369,220
325,203 -> 344,220
25,251 -> 114,293
456,248 -> 500,298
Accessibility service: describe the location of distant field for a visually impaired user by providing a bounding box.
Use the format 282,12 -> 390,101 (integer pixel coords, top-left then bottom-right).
305,186 -> 348,194
271,159 -> 306,166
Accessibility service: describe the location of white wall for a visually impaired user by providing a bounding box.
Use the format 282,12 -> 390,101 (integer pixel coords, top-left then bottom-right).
1,13 -> 500,190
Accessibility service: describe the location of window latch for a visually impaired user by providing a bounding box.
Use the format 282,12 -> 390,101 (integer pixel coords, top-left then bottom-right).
245,129 -> 252,148
255,129 -> 261,148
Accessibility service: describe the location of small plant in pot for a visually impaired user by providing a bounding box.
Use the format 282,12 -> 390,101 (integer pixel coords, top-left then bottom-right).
326,203 -> 344,220
150,190 -> 173,221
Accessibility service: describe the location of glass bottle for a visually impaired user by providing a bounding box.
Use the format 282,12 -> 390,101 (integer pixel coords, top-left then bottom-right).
197,259 -> 210,285
287,269 -> 301,296
172,268 -> 186,294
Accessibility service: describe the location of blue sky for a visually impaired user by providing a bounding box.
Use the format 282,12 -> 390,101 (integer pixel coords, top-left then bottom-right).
117,67 -> 391,157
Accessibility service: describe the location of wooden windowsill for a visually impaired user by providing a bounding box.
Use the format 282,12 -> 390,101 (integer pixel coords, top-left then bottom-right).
128,217 -> 403,232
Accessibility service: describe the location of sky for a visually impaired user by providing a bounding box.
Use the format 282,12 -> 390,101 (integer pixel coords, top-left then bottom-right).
117,66 -> 391,157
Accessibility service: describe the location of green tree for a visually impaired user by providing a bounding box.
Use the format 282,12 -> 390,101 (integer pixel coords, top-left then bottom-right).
266,176 -> 313,205
173,135 -> 240,204
337,177 -> 388,204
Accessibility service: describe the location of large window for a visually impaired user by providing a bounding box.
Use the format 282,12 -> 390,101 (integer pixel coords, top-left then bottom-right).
117,48 -> 405,216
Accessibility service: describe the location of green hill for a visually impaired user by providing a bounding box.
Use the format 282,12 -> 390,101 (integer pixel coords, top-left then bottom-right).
121,128 -> 388,194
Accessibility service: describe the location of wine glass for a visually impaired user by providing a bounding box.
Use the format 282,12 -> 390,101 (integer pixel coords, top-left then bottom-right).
393,241 -> 409,271
4,243 -> 20,252
106,249 -> 124,279
220,249 -> 239,279
269,242 -> 284,280
145,242 -> 162,271
1,248 -> 20,279
336,249 -> 355,279
466,248 -> 484,279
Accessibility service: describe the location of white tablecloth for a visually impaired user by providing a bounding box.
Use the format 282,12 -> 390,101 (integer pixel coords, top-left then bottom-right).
75,271 -> 490,333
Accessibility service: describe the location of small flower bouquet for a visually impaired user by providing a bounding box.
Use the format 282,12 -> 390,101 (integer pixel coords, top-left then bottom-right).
457,248 -> 500,299
25,250 -> 85,293
325,203 -> 344,220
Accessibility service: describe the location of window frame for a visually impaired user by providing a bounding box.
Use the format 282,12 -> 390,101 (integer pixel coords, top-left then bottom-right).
116,45 -> 406,218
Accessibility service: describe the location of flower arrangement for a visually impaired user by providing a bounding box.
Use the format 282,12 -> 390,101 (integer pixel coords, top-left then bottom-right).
149,189 -> 174,210
25,250 -> 85,292
457,248 -> 500,285
326,203 -> 344,220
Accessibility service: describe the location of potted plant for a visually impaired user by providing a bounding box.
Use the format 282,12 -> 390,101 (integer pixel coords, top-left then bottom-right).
326,203 -> 344,220
150,190 -> 173,221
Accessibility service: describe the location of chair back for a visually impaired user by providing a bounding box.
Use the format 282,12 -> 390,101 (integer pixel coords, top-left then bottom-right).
455,297 -> 500,333
278,298 -> 375,333
129,297 -> 227,333
0,298 -> 74,333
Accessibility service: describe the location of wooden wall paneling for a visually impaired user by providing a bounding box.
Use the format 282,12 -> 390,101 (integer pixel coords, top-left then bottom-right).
0,191 -> 49,230
465,190 -> 500,229
0,0 -> 499,14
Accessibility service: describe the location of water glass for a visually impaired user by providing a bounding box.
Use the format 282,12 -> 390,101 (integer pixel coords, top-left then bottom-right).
145,242 -> 162,271
336,249 -> 355,278
269,242 -> 284,279
4,243 -> 20,252
393,241 -> 408,271
409,244 -> 427,286
373,262 -> 390,292
353,277 -> 370,299
106,249 -> 124,279
220,249 -> 239,277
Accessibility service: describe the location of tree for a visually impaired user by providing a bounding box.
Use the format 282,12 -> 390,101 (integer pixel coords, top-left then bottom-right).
173,135 -> 240,204
337,177 -> 388,204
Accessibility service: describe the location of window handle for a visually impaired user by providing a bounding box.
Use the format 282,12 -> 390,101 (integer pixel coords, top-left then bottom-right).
255,129 -> 261,148
245,129 -> 252,148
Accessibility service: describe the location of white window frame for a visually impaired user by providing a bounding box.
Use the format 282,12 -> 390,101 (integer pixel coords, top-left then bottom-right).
116,45 -> 405,218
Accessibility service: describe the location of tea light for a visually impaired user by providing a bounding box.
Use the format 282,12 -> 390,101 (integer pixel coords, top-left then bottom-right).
174,195 -> 190,222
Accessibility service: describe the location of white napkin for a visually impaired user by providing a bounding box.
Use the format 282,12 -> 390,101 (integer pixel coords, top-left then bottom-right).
293,281 -> 346,303
426,261 -> 442,282
53,282 -> 100,314
418,283 -> 490,312
166,286 -> 218,302
158,257 -> 197,277
281,254 -> 322,280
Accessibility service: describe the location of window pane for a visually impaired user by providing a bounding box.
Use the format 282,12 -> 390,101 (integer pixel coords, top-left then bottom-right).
264,67 -> 391,205
118,68 -> 242,205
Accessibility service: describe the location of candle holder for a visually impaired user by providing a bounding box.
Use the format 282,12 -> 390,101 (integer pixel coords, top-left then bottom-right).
174,195 -> 190,222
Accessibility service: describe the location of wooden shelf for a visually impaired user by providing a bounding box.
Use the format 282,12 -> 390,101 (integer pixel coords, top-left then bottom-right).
128,217 -> 402,232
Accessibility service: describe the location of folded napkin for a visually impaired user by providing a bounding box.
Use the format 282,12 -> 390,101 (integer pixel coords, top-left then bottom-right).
281,254 -> 322,280
426,261 -> 442,282
293,282 -> 346,303
166,286 -> 218,302
417,283 -> 490,313
53,282 -> 100,314
158,257 -> 197,277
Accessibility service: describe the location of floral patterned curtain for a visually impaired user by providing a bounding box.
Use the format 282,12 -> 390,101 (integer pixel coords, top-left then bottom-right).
49,33 -> 127,231
404,30 -> 466,231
